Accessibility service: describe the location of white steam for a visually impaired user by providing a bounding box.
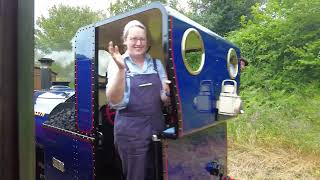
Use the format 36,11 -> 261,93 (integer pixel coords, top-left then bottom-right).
43,50 -> 74,67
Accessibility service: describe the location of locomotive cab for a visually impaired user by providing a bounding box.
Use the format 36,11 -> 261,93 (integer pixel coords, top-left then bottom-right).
35,2 -> 242,180
92,3 -> 242,179
94,7 -> 175,179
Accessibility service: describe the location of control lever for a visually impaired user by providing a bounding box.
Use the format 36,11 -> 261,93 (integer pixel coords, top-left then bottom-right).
151,135 -> 163,180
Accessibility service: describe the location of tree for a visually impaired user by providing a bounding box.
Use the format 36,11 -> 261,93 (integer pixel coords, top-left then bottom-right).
227,0 -> 320,92
51,61 -> 75,87
109,0 -> 179,16
36,5 -> 105,53
188,0 -> 262,36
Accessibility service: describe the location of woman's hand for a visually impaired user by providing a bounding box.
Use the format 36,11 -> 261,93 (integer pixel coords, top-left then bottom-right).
108,41 -> 125,70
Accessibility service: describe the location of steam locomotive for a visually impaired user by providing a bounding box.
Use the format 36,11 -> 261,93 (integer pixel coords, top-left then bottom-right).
34,2 -> 242,180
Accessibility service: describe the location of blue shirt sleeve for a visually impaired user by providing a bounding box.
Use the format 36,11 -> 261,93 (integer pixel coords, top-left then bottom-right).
106,59 -> 129,110
156,59 -> 168,82
108,86 -> 129,110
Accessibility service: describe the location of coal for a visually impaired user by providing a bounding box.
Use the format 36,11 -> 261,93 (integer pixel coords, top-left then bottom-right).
44,102 -> 77,132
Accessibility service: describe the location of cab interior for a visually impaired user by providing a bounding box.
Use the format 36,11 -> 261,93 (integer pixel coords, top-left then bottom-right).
94,8 -> 167,180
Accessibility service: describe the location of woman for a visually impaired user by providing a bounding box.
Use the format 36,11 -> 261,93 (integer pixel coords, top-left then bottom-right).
106,20 -> 170,180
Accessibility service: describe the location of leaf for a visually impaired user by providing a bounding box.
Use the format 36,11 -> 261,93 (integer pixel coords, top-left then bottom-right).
35,5 -> 105,52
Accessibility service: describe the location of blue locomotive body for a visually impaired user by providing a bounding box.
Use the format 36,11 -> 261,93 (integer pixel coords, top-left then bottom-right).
169,15 -> 240,134
34,2 -> 242,180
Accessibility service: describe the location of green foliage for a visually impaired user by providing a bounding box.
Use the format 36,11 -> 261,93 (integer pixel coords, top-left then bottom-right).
51,61 -> 75,88
185,51 -> 202,71
188,0 -> 261,36
36,5 -> 105,53
109,0 -> 178,15
228,84 -> 320,155
227,0 -> 320,155
227,0 -> 320,92
109,0 -> 166,15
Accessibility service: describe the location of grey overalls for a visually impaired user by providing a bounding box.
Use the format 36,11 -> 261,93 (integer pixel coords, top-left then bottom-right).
114,59 -> 165,180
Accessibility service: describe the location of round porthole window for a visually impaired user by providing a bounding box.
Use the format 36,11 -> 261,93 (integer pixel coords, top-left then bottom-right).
227,48 -> 238,79
181,28 -> 205,75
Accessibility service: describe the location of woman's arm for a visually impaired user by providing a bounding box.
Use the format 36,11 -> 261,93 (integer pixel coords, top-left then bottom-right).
157,60 -> 171,106
106,41 -> 126,105
106,67 -> 126,105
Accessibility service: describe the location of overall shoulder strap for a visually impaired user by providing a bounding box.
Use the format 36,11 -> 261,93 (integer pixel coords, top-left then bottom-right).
124,59 -> 130,73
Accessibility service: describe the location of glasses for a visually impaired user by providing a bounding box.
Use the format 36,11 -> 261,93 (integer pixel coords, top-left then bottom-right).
128,37 -> 146,43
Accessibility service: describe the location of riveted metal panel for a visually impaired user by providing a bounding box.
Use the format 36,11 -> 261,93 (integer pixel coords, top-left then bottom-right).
43,126 -> 94,180
75,26 -> 95,134
169,16 -> 241,135
164,123 -> 227,179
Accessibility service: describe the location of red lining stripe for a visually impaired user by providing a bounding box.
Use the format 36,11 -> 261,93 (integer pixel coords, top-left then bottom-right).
43,124 -> 95,179
75,60 -> 94,135
75,60 -> 79,131
169,16 -> 184,137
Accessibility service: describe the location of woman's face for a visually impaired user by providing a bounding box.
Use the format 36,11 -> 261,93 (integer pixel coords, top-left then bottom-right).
240,60 -> 246,71
124,26 -> 147,58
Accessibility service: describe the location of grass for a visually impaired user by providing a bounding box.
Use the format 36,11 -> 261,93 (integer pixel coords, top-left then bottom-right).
227,82 -> 320,178
228,142 -> 320,179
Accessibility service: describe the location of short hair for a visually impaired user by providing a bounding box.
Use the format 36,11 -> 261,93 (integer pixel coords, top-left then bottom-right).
240,58 -> 249,66
123,20 -> 146,39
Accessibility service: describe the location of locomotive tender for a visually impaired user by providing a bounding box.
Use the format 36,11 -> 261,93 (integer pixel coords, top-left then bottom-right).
34,2 -> 242,180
